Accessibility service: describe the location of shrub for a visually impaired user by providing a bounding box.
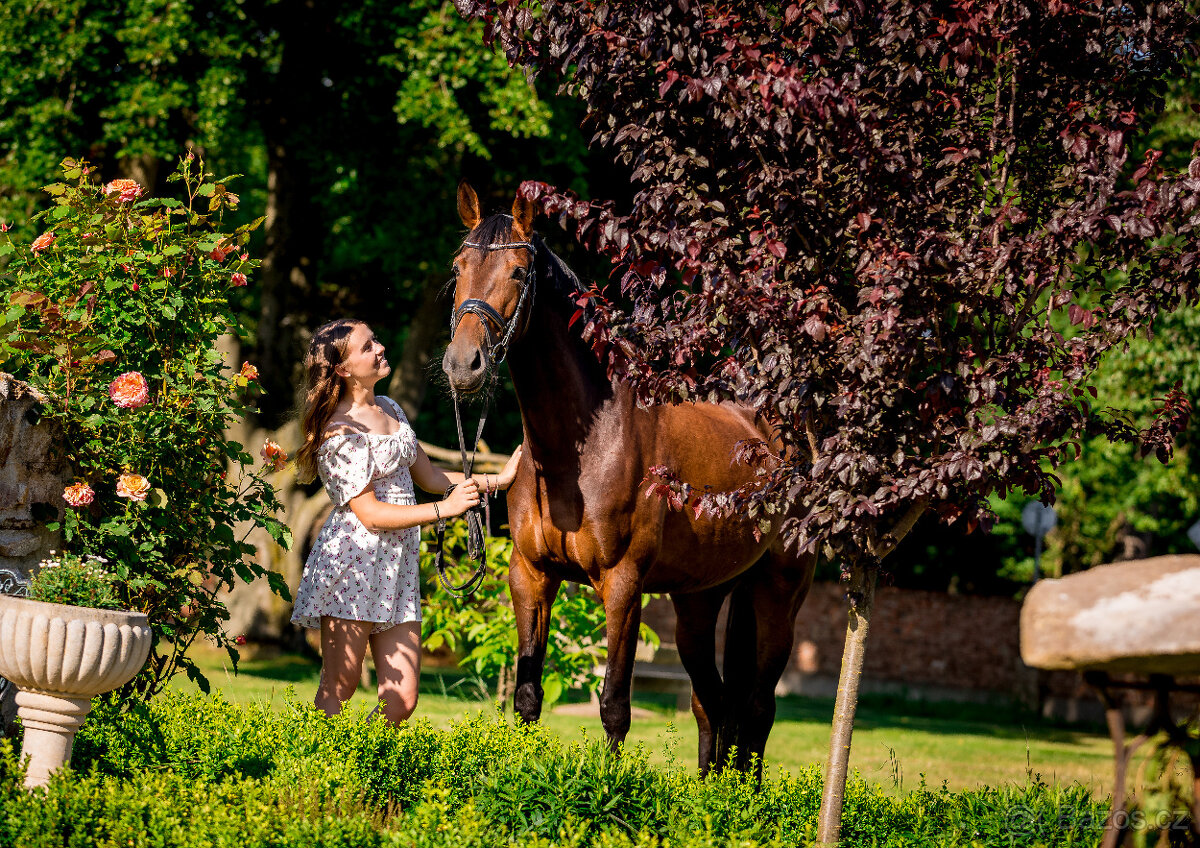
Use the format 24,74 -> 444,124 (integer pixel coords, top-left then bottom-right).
25,552 -> 121,610
53,692 -> 1110,847
0,156 -> 291,698
420,521 -> 658,706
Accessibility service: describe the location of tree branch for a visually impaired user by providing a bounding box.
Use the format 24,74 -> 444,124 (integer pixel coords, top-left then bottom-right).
866,497 -> 929,562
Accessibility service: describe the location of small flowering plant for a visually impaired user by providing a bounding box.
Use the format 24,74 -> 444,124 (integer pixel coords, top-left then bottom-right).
0,156 -> 289,699
27,552 -> 122,611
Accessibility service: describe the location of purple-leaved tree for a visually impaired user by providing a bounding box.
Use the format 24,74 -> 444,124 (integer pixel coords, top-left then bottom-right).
455,0 -> 1200,839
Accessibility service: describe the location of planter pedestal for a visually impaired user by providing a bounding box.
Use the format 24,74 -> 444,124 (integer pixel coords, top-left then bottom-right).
0,595 -> 151,788
13,692 -> 92,787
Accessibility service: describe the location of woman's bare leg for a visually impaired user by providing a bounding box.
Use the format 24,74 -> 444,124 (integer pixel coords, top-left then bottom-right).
370,621 -> 421,724
316,616 -> 373,716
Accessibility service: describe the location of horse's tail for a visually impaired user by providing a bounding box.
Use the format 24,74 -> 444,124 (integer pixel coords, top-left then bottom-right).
717,573 -> 759,765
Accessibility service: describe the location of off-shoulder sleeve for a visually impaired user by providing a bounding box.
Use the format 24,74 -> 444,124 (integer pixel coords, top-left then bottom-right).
379,395 -> 410,425
317,435 -> 375,506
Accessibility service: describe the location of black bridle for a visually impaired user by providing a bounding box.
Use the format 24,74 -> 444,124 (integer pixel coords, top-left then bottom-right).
448,234 -> 537,365
432,230 -> 536,597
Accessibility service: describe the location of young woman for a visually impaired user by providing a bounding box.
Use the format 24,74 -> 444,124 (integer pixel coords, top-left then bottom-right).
291,318 -> 521,724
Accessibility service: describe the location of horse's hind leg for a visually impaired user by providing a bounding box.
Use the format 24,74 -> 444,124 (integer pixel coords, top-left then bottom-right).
721,543 -> 817,775
509,550 -> 562,724
671,586 -> 730,776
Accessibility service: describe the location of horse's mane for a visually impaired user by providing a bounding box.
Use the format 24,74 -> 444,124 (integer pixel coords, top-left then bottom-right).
464,214 -> 586,314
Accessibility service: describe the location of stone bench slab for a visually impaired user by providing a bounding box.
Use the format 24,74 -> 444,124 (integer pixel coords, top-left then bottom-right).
1020,554 -> 1200,675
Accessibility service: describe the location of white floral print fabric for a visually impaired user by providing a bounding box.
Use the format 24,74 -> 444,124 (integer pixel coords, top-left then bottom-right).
291,397 -> 422,632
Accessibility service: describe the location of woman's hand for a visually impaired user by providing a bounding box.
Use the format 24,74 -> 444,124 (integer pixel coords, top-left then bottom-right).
497,444 -> 524,489
442,479 -> 481,517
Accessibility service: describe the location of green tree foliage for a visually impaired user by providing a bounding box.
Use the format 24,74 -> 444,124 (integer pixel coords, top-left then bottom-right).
0,0 -> 595,435
0,0 -> 255,232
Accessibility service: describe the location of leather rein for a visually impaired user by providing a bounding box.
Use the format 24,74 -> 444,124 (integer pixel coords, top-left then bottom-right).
432,232 -> 536,597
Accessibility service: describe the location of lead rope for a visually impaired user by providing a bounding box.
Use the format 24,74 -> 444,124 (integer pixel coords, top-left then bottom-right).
433,231 -> 537,597
432,381 -> 494,597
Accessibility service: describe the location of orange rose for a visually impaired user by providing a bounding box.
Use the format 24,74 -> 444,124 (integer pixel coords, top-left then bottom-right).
109,371 -> 150,408
260,439 -> 287,472
62,482 -> 95,507
30,232 -> 54,253
104,179 -> 143,203
210,243 -> 232,262
116,472 -> 151,501
239,361 -> 259,380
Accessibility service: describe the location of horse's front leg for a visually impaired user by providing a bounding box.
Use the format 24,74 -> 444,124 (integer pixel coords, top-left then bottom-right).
509,549 -> 562,724
598,562 -> 644,750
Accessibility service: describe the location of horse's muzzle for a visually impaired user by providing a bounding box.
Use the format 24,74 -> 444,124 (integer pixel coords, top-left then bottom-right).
442,343 -> 488,395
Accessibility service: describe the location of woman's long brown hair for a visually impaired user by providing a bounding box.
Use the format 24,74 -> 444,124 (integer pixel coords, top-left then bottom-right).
295,319 -> 362,484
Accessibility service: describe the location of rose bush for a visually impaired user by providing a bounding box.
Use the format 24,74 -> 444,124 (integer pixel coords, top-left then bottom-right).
0,155 -> 290,699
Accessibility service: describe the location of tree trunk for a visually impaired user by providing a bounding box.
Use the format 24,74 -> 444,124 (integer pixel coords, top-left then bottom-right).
387,275 -> 447,420
119,152 -> 162,195
496,663 -> 515,713
253,1 -> 329,428
816,563 -> 879,847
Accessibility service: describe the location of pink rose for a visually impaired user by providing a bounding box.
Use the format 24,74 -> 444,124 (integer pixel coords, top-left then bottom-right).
63,482 -> 95,508
30,232 -> 54,253
260,439 -> 287,472
116,472 -> 151,501
109,371 -> 150,408
104,179 -> 143,203
231,272 -> 248,287
239,362 -> 259,380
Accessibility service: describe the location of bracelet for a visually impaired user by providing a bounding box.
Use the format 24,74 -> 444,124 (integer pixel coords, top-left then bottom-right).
433,501 -> 441,522
487,474 -> 493,495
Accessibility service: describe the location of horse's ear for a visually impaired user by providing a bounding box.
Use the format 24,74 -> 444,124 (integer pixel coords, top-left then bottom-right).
512,193 -> 536,240
457,181 -> 482,230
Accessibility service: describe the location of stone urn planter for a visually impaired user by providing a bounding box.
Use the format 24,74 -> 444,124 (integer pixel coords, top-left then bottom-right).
0,595 -> 151,787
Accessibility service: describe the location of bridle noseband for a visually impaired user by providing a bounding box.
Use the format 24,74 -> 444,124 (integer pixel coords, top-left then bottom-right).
449,235 -> 537,365
434,229 -> 537,597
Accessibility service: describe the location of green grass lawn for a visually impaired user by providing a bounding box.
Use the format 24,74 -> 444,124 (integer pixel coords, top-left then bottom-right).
172,646 -> 1113,796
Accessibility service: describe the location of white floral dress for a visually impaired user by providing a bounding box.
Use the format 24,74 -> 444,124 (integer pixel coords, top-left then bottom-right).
291,397 -> 422,632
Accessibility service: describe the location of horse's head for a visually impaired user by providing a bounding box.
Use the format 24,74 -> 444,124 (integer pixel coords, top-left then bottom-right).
442,182 -> 538,396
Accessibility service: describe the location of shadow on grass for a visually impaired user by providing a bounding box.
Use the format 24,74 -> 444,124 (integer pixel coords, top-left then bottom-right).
772,691 -> 1108,748
231,653 -> 323,684
230,653 -> 497,700
215,650 -> 1107,750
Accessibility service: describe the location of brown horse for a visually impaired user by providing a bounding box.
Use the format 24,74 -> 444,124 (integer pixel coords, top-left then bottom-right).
442,184 -> 816,773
